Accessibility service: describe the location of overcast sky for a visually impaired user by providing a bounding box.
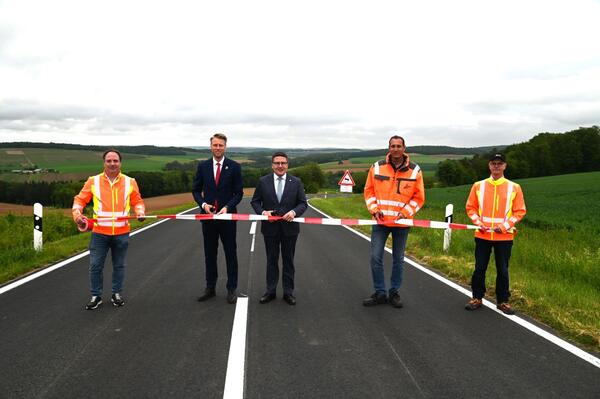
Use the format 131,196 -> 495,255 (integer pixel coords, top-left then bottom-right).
1,0 -> 599,149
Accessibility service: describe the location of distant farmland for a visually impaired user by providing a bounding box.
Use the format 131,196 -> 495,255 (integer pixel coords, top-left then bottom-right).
0,147 -> 251,182
320,153 -> 470,174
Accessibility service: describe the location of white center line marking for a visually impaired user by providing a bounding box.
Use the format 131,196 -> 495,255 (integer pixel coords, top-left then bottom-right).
249,221 -> 257,252
223,297 -> 249,399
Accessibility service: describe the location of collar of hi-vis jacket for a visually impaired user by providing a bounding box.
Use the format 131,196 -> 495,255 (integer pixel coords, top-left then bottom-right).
103,172 -> 122,186
486,175 -> 507,186
373,153 -> 420,178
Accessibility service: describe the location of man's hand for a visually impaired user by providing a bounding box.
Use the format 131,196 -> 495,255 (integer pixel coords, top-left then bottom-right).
75,215 -> 89,232
203,204 -> 215,214
282,210 -> 295,222
216,206 -> 228,215
263,210 -> 276,223
136,213 -> 146,222
372,211 -> 384,222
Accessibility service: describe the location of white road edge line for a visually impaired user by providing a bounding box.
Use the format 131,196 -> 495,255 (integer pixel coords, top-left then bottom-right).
0,206 -> 199,296
308,201 -> 600,369
223,296 -> 249,399
249,221 -> 257,253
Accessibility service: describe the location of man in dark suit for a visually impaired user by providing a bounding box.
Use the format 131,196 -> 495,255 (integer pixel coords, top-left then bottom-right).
251,151 -> 308,305
192,133 -> 243,304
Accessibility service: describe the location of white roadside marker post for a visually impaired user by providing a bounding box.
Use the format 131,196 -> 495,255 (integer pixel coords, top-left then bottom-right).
34,203 -> 43,252
443,203 -> 453,252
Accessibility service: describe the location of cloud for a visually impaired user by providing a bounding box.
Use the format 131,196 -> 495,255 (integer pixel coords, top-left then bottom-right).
1,0 -> 600,148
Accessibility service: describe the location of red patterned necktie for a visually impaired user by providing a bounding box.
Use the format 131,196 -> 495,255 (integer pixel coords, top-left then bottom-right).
214,162 -> 221,209
215,162 -> 221,186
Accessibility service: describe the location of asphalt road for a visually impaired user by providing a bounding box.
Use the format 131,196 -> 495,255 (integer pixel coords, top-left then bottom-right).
1,202 -> 599,398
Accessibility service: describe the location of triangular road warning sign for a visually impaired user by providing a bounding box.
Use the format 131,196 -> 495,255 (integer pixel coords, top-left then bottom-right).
338,170 -> 356,186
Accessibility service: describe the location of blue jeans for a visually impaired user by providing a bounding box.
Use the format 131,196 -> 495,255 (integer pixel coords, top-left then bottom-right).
370,225 -> 410,294
89,232 -> 130,296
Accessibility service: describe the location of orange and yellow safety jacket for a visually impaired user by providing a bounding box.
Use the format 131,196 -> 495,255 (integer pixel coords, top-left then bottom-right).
466,176 -> 526,241
364,153 -> 425,221
72,172 -> 145,235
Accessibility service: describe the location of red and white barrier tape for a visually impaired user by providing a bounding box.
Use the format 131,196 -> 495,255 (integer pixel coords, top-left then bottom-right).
89,213 -> 479,230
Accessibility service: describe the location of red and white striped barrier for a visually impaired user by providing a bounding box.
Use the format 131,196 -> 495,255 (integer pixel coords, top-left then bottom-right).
88,213 -> 479,230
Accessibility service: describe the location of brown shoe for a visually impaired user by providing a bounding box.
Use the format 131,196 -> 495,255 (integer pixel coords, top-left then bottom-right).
497,302 -> 515,315
465,298 -> 482,310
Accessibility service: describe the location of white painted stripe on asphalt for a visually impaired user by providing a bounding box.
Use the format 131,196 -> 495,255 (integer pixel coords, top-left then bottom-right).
307,202 -> 600,370
223,296 -> 249,399
0,251 -> 90,295
0,207 -> 199,296
249,221 -> 257,252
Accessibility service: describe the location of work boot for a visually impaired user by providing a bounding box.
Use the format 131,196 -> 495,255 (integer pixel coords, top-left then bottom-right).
497,302 -> 515,315
465,298 -> 482,311
389,291 -> 403,308
362,292 -> 387,307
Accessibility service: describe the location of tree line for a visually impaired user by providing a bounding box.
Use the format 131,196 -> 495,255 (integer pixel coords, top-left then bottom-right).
436,126 -> 600,186
2,142 -> 204,156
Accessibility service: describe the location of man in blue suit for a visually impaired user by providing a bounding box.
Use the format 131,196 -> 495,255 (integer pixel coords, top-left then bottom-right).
251,152 -> 308,305
192,133 -> 243,304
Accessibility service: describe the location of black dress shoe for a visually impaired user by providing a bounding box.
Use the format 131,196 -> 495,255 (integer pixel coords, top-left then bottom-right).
362,292 -> 387,307
283,294 -> 296,306
259,293 -> 276,304
227,290 -> 237,304
197,288 -> 216,302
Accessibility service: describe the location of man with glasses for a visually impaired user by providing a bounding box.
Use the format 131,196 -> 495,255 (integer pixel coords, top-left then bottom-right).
251,152 -> 307,305
464,153 -> 527,315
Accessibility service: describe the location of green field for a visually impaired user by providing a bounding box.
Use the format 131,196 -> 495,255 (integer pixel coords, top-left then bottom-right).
0,148 -> 204,172
320,153 -> 470,173
311,171 -> 600,352
1,147 -> 258,182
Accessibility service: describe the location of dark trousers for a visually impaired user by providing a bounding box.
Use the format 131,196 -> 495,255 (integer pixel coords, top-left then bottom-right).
264,234 -> 298,295
201,220 -> 238,291
471,238 -> 513,303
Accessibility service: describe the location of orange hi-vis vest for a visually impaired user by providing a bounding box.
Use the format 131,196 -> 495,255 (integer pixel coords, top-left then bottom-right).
364,153 -> 425,222
466,176 -> 526,241
72,172 -> 145,235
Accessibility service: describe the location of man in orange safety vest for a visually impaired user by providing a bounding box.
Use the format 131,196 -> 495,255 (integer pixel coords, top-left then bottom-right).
464,153 -> 526,315
72,149 -> 145,310
362,135 -> 425,308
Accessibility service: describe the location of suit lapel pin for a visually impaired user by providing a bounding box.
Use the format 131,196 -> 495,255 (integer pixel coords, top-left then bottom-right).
225,166 -> 229,170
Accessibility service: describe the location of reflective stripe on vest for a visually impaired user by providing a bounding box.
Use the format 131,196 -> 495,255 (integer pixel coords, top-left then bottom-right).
478,179 -> 485,216
409,165 -> 420,180
504,182 -> 514,219
91,174 -> 131,229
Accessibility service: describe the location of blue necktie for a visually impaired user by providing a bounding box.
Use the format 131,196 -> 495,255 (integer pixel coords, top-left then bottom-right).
276,177 -> 283,202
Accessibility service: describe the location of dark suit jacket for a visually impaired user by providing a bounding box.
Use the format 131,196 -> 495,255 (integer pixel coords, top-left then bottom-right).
192,157 -> 243,213
251,174 -> 308,236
